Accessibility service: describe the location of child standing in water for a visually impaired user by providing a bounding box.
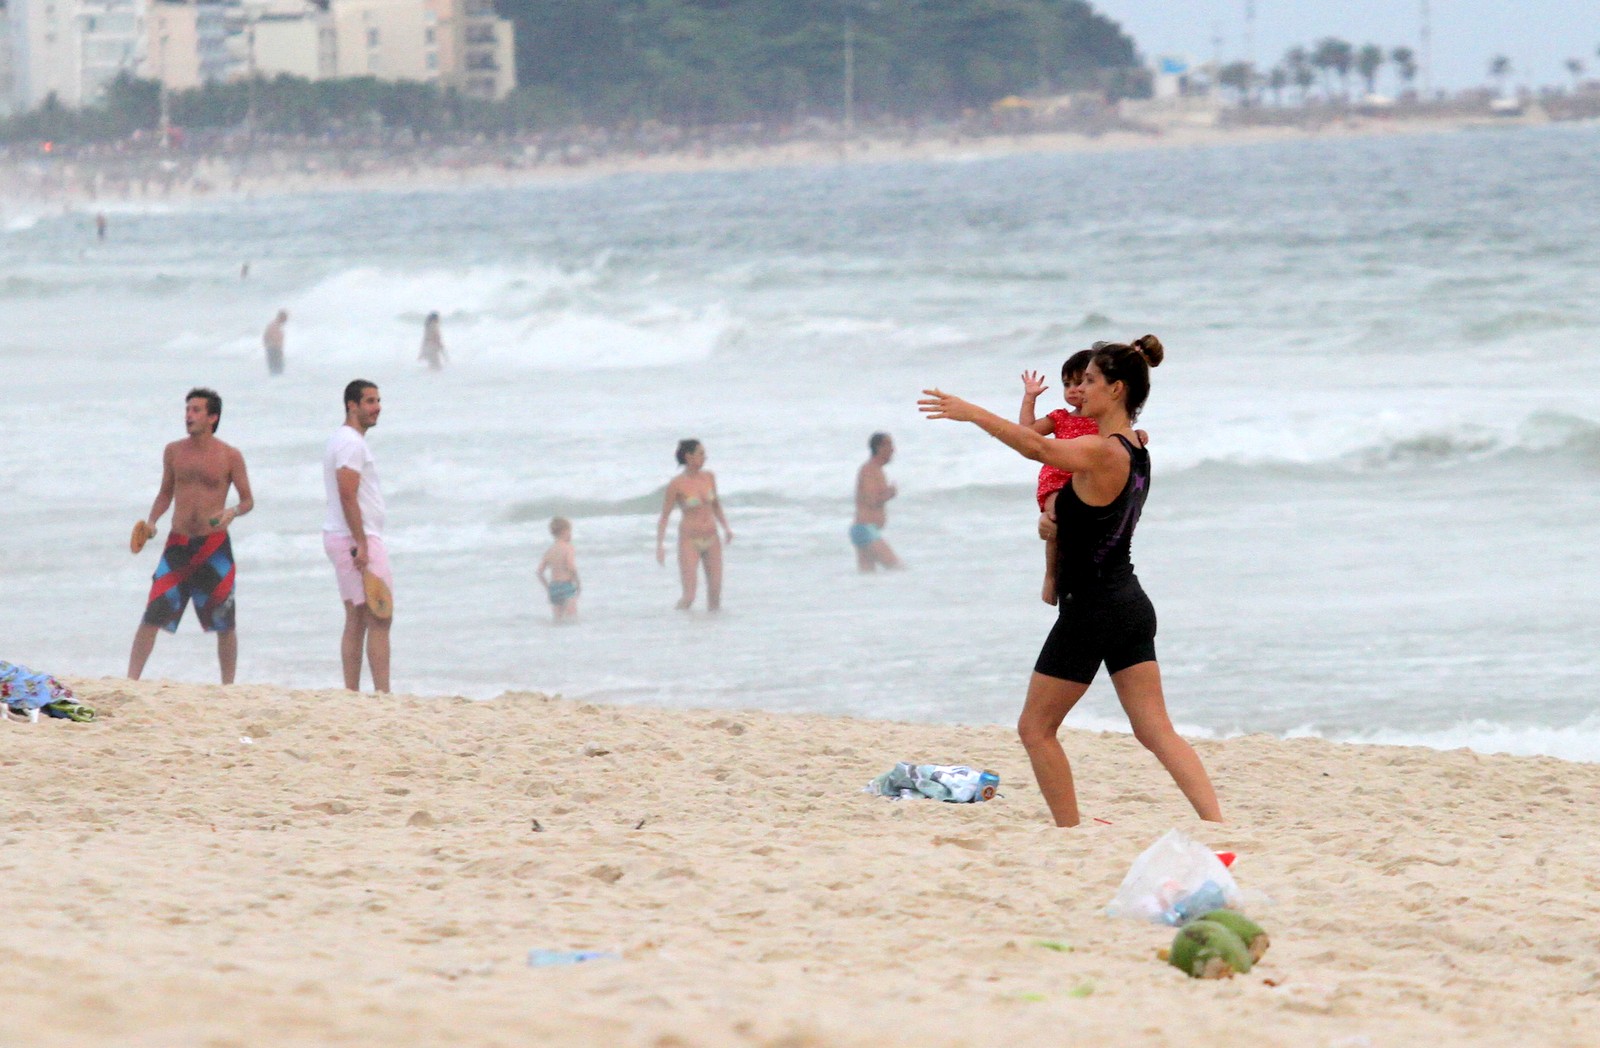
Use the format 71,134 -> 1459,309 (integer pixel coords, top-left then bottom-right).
538,517 -> 581,621
1019,350 -> 1097,605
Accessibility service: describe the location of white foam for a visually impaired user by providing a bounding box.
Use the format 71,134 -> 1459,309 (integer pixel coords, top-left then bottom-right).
182,263 -> 731,371
1283,717 -> 1600,764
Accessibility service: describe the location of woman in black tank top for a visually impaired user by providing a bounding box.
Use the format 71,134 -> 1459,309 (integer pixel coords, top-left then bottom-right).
919,337 -> 1221,827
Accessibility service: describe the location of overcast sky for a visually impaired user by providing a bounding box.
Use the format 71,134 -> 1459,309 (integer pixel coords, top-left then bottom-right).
1090,1 -> 1599,92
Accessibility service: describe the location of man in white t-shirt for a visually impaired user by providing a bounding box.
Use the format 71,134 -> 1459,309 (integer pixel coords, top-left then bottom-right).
323,379 -> 392,692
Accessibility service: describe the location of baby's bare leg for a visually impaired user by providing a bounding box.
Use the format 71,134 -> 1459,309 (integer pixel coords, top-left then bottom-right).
1041,490 -> 1059,605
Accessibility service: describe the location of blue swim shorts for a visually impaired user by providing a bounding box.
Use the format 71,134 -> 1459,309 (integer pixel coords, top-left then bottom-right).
849,523 -> 882,549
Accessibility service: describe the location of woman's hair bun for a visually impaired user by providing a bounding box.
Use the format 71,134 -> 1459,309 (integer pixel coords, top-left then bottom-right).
1132,334 -> 1164,368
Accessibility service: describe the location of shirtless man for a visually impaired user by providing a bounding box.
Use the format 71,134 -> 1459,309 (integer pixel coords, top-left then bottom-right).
851,432 -> 902,572
128,388 -> 255,684
263,309 -> 288,375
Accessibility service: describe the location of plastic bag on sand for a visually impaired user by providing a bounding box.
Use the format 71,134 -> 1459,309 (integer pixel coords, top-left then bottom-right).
1106,828 -> 1242,925
865,762 -> 1000,803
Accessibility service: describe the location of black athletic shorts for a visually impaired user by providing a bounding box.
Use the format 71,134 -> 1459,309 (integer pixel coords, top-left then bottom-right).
1033,584 -> 1157,684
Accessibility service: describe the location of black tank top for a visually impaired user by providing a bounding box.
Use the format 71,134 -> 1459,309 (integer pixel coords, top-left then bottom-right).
1053,434 -> 1149,600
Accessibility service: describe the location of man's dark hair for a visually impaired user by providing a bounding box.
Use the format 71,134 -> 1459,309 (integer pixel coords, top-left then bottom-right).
187,387 -> 222,433
869,432 -> 891,455
344,379 -> 377,410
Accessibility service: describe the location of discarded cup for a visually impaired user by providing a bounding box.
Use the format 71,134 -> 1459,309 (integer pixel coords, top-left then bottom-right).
527,949 -> 619,967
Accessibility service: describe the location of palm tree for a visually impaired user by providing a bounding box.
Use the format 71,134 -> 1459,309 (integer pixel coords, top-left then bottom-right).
1391,46 -> 1418,94
1218,61 -> 1256,106
1311,37 -> 1354,100
1356,43 -> 1384,97
1286,46 -> 1313,104
1566,58 -> 1585,87
1489,55 -> 1511,95
1267,65 -> 1288,106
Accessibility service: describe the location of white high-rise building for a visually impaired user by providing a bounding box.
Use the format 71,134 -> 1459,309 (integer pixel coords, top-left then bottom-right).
0,3 -> 15,115
247,0 -> 336,81
330,0 -> 433,82
442,0 -> 512,100
77,0 -> 147,100
8,0 -> 147,110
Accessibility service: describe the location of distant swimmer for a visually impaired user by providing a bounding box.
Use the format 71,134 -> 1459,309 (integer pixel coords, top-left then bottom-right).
324,380 -> 393,692
656,439 -> 733,611
240,261 -> 250,280
538,517 -> 581,621
263,309 -> 288,375
127,387 -> 255,685
95,212 -> 107,240
851,432 -> 901,572
919,336 -> 1221,827
419,311 -> 447,370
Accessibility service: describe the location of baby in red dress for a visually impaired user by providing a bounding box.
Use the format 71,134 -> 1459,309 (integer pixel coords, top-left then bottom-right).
1019,350 -> 1099,605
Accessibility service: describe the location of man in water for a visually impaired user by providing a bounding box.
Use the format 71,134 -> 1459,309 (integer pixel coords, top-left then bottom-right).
851,431 -> 902,571
128,388 -> 255,684
263,309 -> 288,375
419,312 -> 446,370
324,380 -> 393,692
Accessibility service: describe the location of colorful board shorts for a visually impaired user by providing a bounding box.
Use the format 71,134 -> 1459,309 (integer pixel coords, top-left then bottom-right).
324,531 -> 394,607
849,523 -> 882,549
143,531 -> 236,634
547,580 -> 578,606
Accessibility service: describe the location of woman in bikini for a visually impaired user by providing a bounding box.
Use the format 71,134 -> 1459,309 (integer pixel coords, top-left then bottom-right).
918,336 -> 1221,827
656,439 -> 734,611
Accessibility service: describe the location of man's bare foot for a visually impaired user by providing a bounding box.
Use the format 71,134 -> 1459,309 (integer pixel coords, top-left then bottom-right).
675,599 -> 692,610
1041,576 -> 1057,606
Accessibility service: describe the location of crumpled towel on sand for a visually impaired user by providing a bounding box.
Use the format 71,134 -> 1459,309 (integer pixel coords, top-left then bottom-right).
1,661 -> 94,722
865,762 -> 999,803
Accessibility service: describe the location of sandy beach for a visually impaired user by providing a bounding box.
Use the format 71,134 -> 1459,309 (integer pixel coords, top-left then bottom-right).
4,678 -> 1598,1046
0,108 -> 1551,215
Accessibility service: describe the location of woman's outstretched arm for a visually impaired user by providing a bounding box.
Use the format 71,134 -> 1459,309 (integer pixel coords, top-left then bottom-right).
920,389 -> 1110,474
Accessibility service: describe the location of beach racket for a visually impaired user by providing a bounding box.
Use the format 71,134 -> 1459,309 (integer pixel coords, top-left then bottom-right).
363,571 -> 394,621
129,520 -> 156,554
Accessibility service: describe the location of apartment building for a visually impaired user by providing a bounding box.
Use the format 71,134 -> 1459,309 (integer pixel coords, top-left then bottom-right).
250,0 -> 335,80
8,0 -> 513,112
443,0 -> 511,100
330,0 -> 432,82
0,3 -> 14,115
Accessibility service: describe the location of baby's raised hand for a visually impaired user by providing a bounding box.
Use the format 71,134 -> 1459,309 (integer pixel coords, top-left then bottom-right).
1020,370 -> 1049,399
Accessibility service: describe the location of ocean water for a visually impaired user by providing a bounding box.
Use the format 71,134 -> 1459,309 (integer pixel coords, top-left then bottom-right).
3,123 -> 1598,760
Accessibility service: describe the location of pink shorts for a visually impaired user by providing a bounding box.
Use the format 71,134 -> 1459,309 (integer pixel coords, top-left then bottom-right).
324,532 -> 393,606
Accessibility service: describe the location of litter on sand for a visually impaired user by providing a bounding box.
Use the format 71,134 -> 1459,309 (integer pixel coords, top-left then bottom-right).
865,762 -> 1000,803
527,949 -> 620,967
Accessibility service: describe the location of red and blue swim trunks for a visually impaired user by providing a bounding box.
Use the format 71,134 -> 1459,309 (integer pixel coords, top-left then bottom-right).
142,531 -> 237,634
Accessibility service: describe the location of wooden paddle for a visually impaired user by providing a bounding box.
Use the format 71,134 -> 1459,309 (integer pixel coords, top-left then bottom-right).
363,571 -> 394,621
129,520 -> 156,554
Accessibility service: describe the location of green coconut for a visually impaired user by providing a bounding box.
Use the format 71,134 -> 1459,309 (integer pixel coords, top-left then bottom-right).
1167,920 -> 1253,979
1197,909 -> 1270,963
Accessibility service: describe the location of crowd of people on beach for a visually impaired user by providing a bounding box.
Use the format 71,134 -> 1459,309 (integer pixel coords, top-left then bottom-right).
105,329 -> 1221,829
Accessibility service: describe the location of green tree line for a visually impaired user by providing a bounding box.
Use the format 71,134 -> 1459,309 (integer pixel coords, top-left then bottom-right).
498,0 -> 1142,124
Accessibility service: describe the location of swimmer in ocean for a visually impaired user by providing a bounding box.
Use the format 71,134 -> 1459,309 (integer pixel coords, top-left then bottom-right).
850,432 -> 901,572
656,438 -> 733,611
